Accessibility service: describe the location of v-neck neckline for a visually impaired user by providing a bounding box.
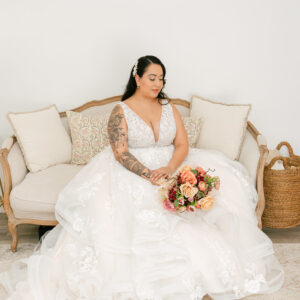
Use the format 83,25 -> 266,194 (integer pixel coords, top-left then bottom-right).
123,102 -> 163,144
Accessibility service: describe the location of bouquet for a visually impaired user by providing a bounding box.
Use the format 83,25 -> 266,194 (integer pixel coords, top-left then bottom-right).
159,165 -> 220,212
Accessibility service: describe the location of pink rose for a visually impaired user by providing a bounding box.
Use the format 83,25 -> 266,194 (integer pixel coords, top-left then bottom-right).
178,198 -> 185,205
181,171 -> 197,186
196,167 -> 206,176
163,199 -> 176,212
186,205 -> 196,212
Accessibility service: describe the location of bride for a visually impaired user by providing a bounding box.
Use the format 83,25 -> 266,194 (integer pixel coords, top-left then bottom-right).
0,55 -> 284,300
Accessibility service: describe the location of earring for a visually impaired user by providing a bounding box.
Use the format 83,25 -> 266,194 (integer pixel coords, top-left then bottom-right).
137,84 -> 140,88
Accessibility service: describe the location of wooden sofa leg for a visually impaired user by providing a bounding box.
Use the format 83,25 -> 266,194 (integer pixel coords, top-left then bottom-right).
8,221 -> 18,252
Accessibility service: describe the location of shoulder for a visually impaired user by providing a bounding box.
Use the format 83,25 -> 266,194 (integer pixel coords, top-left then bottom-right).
108,103 -> 126,125
110,103 -> 124,115
168,101 -> 180,115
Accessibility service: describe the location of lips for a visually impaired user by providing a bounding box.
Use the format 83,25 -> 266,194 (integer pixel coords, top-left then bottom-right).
152,89 -> 159,93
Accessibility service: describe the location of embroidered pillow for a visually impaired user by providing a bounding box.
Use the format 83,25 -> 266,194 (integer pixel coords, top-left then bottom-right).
66,111 -> 110,165
182,116 -> 202,148
190,95 -> 251,160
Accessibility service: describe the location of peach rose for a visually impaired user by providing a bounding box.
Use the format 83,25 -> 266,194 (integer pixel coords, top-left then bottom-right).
198,181 -> 207,191
181,171 -> 197,186
180,183 -> 198,198
196,196 -> 215,210
179,165 -> 192,173
177,206 -> 187,213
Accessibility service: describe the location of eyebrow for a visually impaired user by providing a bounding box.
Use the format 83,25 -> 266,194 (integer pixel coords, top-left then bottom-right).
148,74 -> 163,77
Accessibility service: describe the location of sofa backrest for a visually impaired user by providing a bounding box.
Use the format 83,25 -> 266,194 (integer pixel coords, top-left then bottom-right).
3,95 -> 261,189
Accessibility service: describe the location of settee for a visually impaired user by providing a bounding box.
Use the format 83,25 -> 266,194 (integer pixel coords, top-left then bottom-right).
0,95 -> 269,252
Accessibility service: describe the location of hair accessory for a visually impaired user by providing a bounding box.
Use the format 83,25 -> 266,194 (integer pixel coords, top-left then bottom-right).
132,60 -> 138,77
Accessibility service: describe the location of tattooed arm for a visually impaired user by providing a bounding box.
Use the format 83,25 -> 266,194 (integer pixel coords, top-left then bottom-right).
107,104 -> 152,180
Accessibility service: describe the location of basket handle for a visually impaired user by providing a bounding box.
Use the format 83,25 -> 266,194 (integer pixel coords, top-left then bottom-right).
266,156 -> 290,170
276,141 -> 294,158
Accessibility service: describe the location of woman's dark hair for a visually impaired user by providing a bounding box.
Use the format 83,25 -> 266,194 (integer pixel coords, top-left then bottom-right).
121,55 -> 168,103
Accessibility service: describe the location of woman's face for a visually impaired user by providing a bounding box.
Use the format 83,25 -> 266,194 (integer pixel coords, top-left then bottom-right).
135,63 -> 164,98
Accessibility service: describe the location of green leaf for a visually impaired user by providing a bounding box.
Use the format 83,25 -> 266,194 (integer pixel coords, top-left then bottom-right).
197,191 -> 205,198
191,169 -> 198,175
174,199 -> 179,207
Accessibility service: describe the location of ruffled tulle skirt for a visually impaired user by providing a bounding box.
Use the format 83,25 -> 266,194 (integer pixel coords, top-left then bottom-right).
0,146 -> 284,299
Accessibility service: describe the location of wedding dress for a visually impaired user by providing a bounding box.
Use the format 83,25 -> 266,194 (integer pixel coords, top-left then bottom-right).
0,100 -> 284,300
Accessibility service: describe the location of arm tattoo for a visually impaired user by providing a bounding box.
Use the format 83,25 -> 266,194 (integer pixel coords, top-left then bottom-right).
108,105 -> 152,179
119,151 -> 151,178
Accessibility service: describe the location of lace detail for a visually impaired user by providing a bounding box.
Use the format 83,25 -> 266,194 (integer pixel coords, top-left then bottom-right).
119,100 -> 176,148
136,209 -> 168,230
63,243 -> 103,300
182,271 -> 206,300
203,234 -> 267,298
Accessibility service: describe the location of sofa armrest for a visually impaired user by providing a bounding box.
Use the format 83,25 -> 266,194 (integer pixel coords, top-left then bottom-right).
1,137 -> 28,188
0,136 -> 28,218
238,122 -> 269,229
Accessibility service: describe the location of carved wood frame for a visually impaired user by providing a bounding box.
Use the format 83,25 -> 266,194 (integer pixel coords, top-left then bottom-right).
0,95 -> 268,252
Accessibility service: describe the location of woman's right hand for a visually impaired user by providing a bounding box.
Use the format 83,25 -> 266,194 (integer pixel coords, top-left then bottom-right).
148,171 -> 165,186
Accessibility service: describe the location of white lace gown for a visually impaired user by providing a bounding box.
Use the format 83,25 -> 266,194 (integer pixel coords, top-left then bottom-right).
0,100 -> 284,300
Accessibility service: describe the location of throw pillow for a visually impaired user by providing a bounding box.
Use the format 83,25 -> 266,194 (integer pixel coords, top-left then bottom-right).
66,111 -> 110,165
182,116 -> 202,148
7,105 -> 72,172
190,95 -> 251,160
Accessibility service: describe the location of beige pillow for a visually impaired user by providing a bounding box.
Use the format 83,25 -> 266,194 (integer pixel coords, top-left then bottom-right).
7,105 -> 72,173
66,111 -> 110,165
182,116 -> 202,147
190,95 -> 251,160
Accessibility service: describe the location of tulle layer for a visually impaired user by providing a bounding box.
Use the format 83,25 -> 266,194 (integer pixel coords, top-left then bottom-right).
0,146 -> 284,299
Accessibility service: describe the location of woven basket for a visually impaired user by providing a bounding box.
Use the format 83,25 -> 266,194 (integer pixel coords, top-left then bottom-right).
262,142 -> 300,228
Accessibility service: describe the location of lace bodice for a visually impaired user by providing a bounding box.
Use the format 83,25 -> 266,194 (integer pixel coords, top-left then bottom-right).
119,99 -> 176,148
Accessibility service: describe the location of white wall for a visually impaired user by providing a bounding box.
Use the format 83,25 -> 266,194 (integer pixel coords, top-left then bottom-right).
0,0 -> 299,155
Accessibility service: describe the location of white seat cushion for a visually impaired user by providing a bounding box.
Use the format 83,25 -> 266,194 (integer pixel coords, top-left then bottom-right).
10,164 -> 83,220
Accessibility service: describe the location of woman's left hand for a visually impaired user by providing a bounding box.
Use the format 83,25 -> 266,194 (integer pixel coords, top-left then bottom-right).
150,166 -> 174,182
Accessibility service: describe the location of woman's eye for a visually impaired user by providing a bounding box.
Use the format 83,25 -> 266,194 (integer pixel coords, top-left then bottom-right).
150,78 -> 163,81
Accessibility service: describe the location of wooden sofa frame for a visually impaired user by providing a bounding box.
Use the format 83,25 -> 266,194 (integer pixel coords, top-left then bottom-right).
0,95 -> 268,252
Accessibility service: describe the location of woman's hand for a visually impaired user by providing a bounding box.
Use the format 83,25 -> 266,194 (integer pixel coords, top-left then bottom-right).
150,166 -> 175,183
